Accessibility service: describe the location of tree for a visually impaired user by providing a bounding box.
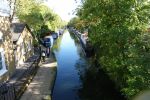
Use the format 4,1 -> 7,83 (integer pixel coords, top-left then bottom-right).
74,0 -> 150,99
7,0 -> 17,21
68,17 -> 87,31
15,0 -> 65,38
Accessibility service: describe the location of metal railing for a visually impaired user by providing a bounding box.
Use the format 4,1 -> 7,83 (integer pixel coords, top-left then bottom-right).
0,83 -> 16,100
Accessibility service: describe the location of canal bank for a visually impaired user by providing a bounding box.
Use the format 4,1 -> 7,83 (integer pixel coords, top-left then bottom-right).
20,51 -> 57,100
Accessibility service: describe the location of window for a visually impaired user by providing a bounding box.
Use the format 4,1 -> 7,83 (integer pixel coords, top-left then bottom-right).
0,52 -> 3,70
21,43 -> 25,55
0,48 -> 7,76
28,39 -> 32,51
0,0 -> 10,17
0,31 -> 3,42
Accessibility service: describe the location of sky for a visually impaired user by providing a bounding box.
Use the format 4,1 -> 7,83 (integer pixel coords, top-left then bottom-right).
45,0 -> 81,22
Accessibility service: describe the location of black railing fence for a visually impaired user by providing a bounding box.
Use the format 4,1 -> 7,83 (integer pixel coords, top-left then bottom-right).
0,83 -> 16,100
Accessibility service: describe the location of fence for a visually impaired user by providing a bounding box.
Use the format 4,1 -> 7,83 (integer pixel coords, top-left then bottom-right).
0,83 -> 16,100
0,53 -> 41,100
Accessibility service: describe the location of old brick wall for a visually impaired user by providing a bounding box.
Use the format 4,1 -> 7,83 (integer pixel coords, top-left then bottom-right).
0,16 -> 15,82
15,26 -> 34,66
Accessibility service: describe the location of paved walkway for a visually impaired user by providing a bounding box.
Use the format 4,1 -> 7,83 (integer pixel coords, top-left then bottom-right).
20,53 -> 57,100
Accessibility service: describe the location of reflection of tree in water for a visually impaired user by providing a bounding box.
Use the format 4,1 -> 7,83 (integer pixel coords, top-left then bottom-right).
76,63 -> 126,100
76,42 -> 85,58
75,57 -> 89,79
69,31 -> 80,45
69,31 -> 86,57
52,35 -> 63,52
69,30 -> 126,100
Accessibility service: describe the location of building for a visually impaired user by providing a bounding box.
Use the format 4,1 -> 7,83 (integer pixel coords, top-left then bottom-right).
11,23 -> 34,67
0,0 -> 15,83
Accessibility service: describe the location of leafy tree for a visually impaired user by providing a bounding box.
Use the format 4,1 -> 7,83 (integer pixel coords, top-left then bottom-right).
40,25 -> 51,38
72,0 -> 150,99
15,0 -> 66,38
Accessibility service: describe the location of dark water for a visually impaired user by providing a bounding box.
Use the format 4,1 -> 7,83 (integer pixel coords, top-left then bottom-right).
52,30 -> 125,100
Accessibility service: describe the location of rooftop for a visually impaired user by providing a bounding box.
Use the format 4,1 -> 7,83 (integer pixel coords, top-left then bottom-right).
11,23 -> 26,42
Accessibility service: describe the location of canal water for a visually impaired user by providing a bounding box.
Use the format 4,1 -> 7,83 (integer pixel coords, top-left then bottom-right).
52,30 -> 125,100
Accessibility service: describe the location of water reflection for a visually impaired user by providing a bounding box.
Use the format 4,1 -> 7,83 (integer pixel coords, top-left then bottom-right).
52,35 -> 63,52
52,30 -> 125,100
77,66 -> 126,100
52,31 -> 82,100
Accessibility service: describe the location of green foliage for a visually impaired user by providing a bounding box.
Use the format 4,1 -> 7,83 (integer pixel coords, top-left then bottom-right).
68,17 -> 87,31
15,0 -> 66,38
33,39 -> 39,47
73,0 -> 150,99
39,25 -> 52,38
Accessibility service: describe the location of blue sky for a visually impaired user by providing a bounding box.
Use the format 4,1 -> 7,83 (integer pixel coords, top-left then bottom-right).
45,0 -> 81,22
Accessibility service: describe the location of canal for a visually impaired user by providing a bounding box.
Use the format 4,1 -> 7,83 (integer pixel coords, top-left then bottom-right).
52,30 -> 125,100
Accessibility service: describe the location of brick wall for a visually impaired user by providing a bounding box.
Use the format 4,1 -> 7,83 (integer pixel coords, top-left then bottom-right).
0,16 -> 15,82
